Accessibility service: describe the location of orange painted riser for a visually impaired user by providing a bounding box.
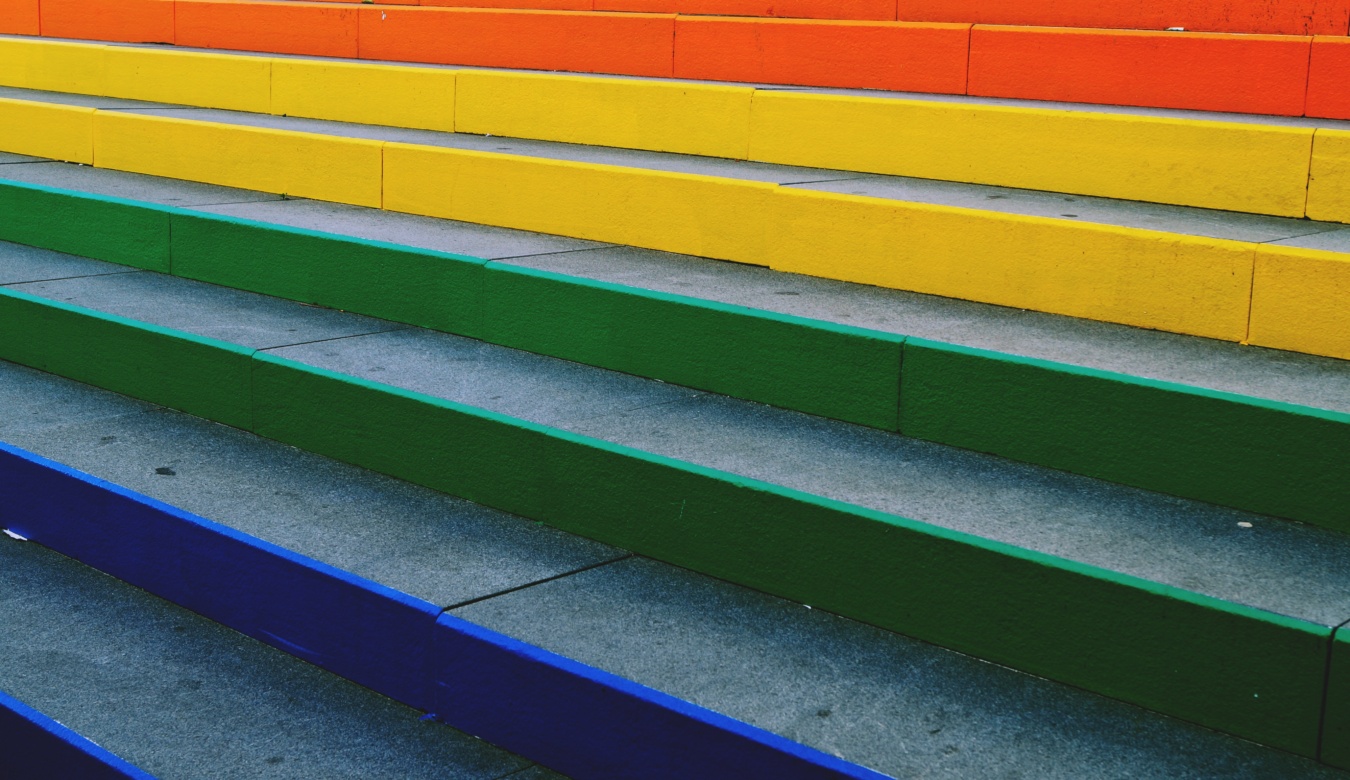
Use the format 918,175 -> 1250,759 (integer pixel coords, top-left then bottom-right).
176,0 -> 360,58
0,0 -> 40,35
1308,37 -> 1350,120
420,0 -> 593,9
674,17 -> 969,93
968,26 -> 1312,117
358,7 -> 675,77
895,0 -> 1350,35
41,0 -> 175,43
597,0 -> 895,20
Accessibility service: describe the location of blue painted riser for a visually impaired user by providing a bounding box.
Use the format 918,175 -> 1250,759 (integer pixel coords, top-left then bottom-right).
0,441 -> 887,780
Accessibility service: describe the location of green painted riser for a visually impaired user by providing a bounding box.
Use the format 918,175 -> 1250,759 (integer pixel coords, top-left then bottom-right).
481,265 -> 903,429
0,289 -> 252,428
167,213 -> 488,338
0,183 -> 171,272
1323,630 -> 1350,768
0,290 -> 1331,754
900,339 -> 1350,532
250,354 -> 1329,757
0,179 -> 1346,531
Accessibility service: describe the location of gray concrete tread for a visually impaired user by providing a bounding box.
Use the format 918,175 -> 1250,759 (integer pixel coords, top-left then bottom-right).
23,35 -> 1350,133
1,83 -> 1347,246
2,362 -> 1342,780
0,162 -> 1346,415
0,537 -> 551,780
3,256 -> 1348,628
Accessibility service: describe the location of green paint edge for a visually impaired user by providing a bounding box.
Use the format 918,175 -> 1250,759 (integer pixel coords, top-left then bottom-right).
481,263 -> 903,429
250,351 -> 1329,756
0,179 -> 172,272
0,285 -> 1330,754
2,180 -> 1346,528
0,288 -> 253,428
900,338 -> 1350,530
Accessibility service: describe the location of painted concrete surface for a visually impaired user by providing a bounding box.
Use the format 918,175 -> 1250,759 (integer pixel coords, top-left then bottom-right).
122,105 -> 862,186
9,271 -> 401,350
262,326 -> 1350,628
3,240 -> 1348,625
266,328 -> 705,429
0,539 -> 538,780
789,174 -> 1340,243
496,246 -> 1350,414
0,365 -> 624,611
1,156 -> 1345,415
38,36 -> 1350,133
4,359 -> 1343,779
456,557 -> 1344,780
9,84 -> 1347,238
0,161 -> 283,208
0,240 -> 134,285
194,198 -> 610,259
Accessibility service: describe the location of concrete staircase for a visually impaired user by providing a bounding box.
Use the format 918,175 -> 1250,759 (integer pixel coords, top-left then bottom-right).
0,8 -> 1347,778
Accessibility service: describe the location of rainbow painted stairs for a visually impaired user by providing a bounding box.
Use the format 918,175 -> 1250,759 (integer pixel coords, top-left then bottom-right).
0,1 -> 1349,778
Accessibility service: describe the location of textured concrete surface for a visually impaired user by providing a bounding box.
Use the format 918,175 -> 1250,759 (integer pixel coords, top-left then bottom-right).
122,105 -> 863,185
790,174 -> 1339,242
0,160 -> 283,207
0,85 -> 185,111
11,267 -> 1346,625
497,246 -> 1350,413
0,538 -> 536,780
3,359 -> 1344,780
0,151 -> 42,164
456,557 -> 1345,780
192,197 -> 609,259
0,361 -> 623,608
557,392 -> 1350,626
10,271 -> 400,350
1275,228 -> 1350,253
1,126 -> 1346,413
38,36 -> 1350,132
791,85 -> 1350,131
266,327 -> 703,428
9,85 -> 1348,232
0,239 -> 134,285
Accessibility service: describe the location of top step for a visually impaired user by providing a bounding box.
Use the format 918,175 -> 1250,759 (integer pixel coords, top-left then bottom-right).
101,0 -> 1350,35
8,1 -> 1350,119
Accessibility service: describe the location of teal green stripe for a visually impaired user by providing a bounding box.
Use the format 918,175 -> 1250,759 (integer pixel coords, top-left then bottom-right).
0,286 -> 1331,754
481,263 -> 903,429
0,179 -> 172,272
900,338 -> 1350,530
0,289 -> 253,428
251,351 -> 1329,757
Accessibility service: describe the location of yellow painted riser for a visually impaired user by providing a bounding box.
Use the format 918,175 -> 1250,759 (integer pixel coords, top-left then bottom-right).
93,111 -> 383,208
0,100 -> 1345,362
0,36 -> 1340,222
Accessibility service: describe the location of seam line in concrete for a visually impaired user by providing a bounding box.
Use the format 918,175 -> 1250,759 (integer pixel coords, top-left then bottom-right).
442,553 -> 636,613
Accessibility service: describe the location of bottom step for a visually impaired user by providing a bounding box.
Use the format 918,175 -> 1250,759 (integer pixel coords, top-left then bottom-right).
0,537 -> 564,780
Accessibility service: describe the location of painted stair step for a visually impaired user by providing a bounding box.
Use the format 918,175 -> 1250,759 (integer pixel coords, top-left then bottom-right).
0,537 -> 565,780
0,171 -> 1345,533
0,158 -> 1342,416
0,363 -> 1342,779
12,3 -> 1350,115
0,85 -> 1347,363
0,440 -> 883,780
0,253 -> 1345,755
0,689 -> 155,780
